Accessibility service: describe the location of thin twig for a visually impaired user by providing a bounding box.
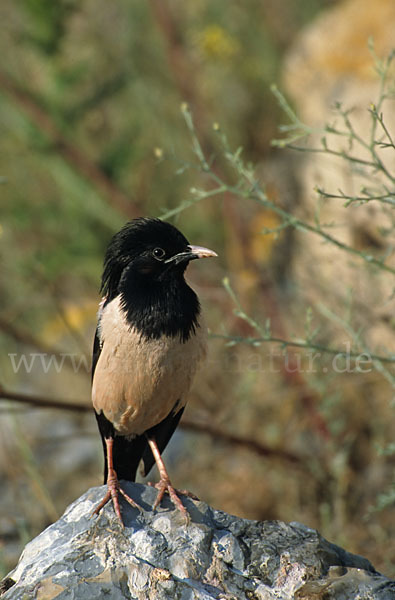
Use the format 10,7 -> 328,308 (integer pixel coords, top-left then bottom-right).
177,108 -> 395,275
210,333 -> 395,364
181,418 -> 302,465
0,385 -> 303,465
0,386 -> 89,412
317,188 -> 395,207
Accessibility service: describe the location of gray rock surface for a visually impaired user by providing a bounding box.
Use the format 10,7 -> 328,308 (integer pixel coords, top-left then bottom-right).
1,483 -> 394,599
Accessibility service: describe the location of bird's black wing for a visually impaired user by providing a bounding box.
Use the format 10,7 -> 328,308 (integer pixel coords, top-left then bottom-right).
92,320 -> 184,482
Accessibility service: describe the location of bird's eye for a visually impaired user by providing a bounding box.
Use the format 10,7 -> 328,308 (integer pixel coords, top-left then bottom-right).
152,247 -> 166,260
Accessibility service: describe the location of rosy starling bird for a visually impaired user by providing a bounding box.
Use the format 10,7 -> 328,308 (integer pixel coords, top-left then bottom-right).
91,218 -> 217,524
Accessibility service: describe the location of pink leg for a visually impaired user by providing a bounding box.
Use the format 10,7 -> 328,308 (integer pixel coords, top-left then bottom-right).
147,436 -> 194,520
92,437 -> 142,527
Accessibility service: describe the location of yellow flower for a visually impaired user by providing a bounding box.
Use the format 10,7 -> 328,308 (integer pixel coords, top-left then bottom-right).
198,25 -> 239,60
42,301 -> 97,343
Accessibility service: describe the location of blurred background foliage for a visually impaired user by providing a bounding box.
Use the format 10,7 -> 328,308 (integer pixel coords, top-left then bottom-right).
1,0 -> 394,578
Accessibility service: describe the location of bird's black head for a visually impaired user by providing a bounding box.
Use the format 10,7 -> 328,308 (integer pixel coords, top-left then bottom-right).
100,217 -> 217,340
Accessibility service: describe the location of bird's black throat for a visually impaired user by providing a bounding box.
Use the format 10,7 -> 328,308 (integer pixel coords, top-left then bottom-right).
118,270 -> 200,342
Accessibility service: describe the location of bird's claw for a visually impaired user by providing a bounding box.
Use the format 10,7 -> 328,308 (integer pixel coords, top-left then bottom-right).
91,468 -> 143,527
148,478 -> 193,521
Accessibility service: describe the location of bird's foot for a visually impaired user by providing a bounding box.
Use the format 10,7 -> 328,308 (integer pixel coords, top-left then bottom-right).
92,468 -> 143,527
148,478 -> 197,521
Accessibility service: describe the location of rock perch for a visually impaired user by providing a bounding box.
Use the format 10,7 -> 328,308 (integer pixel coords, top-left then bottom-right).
1,483 -> 394,599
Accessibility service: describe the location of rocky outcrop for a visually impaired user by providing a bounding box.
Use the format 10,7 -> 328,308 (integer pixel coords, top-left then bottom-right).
1,483 -> 394,599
